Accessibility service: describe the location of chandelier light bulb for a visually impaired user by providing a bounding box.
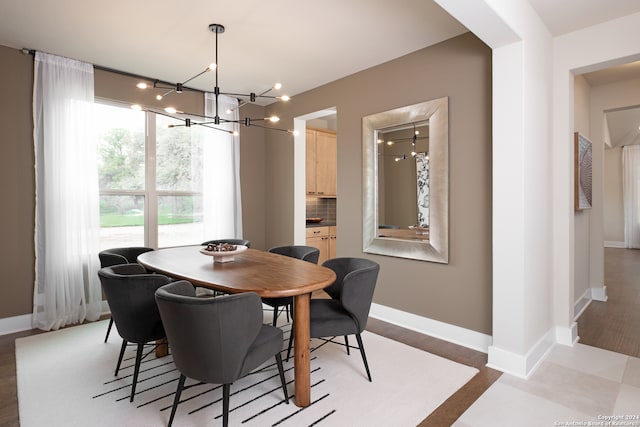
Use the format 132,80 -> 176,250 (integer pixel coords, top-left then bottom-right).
156,94 -> 163,100
164,107 -> 178,114
377,139 -> 383,144
411,151 -> 417,156
279,95 -> 291,102
268,116 -> 280,123
274,83 -> 282,90
208,63 -> 217,71
233,130 -> 240,136
387,141 -> 394,146
415,130 -> 420,135
291,130 -> 300,136
136,82 -> 148,89
130,104 -> 142,111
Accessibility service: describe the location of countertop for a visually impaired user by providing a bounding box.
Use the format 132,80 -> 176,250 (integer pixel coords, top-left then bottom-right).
306,221 -> 336,228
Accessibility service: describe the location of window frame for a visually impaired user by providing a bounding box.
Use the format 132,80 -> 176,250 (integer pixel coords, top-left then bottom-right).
96,99 -> 204,249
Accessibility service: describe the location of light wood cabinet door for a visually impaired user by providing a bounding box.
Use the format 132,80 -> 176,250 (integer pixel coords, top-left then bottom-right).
306,226 -> 330,264
307,235 -> 330,265
315,131 -> 337,196
305,128 -> 336,197
305,129 -> 317,195
329,235 -> 337,259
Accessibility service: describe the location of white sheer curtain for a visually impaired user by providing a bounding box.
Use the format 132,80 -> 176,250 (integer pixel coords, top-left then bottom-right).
202,93 -> 243,239
622,145 -> 640,248
33,52 -> 102,330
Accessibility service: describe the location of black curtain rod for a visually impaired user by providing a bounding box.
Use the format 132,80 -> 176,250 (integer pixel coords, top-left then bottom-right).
22,47 -> 204,94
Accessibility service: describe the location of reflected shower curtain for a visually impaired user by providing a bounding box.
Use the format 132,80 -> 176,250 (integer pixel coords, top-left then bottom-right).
33,52 -> 102,330
622,145 -> 640,248
202,93 -> 243,240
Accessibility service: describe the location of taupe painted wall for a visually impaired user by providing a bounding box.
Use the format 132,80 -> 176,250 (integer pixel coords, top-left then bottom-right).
0,45 -> 34,318
0,45 -> 268,319
266,33 -> 493,334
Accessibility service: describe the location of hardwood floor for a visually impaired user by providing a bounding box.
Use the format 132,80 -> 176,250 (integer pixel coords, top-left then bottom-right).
576,247 -> 640,358
1,248 -> 635,426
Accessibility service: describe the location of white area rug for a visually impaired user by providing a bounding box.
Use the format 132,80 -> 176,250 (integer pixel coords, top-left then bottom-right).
16,318 -> 478,426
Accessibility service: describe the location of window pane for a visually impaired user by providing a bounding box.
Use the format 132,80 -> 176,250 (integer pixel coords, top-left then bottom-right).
99,195 -> 145,250
157,195 -> 203,247
95,103 -> 146,191
156,115 -> 203,191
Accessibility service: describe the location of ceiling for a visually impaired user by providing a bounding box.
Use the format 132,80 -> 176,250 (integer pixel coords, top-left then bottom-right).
0,0 -> 639,138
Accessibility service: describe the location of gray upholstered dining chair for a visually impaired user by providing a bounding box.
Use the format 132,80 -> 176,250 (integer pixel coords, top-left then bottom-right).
98,263 -> 172,402
262,245 -> 320,326
200,238 -> 251,247
287,257 -> 380,382
98,246 -> 154,342
155,281 -> 289,427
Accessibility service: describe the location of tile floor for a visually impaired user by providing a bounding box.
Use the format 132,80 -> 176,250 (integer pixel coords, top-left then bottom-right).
454,343 -> 640,426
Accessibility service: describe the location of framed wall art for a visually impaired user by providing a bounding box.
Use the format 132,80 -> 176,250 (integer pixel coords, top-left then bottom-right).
574,132 -> 593,210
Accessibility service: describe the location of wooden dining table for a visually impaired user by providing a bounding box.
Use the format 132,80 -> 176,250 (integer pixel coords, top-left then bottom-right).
137,245 -> 336,407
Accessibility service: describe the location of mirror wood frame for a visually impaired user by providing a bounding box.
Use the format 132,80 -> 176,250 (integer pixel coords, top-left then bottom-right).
362,97 -> 449,263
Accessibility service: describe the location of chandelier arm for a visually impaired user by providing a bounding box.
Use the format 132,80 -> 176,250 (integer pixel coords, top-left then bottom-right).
244,122 -> 291,133
221,92 -> 278,100
197,123 -> 235,134
181,68 -> 211,86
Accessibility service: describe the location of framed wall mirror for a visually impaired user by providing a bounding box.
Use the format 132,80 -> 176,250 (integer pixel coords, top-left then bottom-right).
362,97 -> 448,263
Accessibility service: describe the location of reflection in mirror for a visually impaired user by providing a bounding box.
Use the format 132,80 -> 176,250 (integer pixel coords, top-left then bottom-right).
377,121 -> 429,230
362,97 -> 448,263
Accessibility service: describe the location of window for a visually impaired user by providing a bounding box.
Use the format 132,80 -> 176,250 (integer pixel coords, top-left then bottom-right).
96,102 -> 206,250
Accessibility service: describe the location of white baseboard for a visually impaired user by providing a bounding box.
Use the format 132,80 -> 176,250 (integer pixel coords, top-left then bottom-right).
574,288 -> 592,320
487,326 -> 556,379
604,241 -> 625,248
0,301 -> 112,337
369,303 -> 493,353
0,314 -> 33,336
555,323 -> 579,347
591,286 -> 607,302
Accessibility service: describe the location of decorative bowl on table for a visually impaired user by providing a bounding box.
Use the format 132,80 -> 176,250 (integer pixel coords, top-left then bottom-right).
199,243 -> 248,263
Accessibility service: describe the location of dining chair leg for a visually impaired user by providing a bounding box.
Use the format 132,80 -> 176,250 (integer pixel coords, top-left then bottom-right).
344,335 -> 350,355
286,325 -> 294,362
222,383 -> 231,427
285,303 -> 291,323
272,306 -> 279,326
115,339 -> 127,376
275,353 -> 290,404
168,374 -> 186,427
104,318 -> 114,343
355,333 -> 372,382
130,343 -> 144,402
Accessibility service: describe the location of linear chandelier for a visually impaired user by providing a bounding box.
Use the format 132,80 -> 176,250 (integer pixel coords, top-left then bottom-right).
133,23 -> 293,135
377,122 -> 428,161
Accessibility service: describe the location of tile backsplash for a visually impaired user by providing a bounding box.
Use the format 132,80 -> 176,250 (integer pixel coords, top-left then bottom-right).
306,197 -> 336,223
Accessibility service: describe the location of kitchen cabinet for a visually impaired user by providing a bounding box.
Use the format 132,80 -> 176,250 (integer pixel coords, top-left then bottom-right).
306,226 -> 337,265
306,128 -> 336,197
